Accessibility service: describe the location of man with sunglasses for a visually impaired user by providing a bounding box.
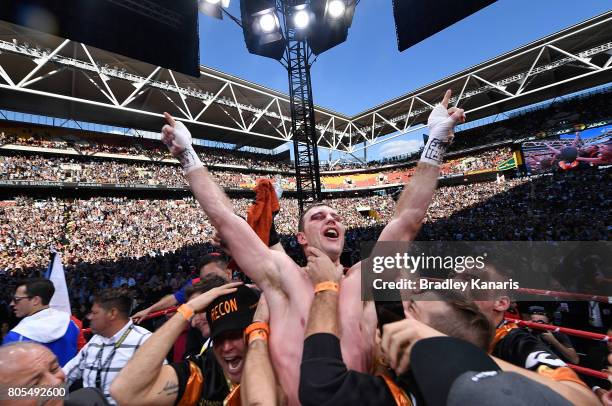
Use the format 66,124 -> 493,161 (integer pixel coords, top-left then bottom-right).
3,278 -> 79,366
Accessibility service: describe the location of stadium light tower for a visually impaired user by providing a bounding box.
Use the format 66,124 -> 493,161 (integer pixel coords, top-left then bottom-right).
201,0 -> 356,213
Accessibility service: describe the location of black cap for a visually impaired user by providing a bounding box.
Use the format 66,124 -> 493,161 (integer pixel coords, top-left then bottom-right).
448,370 -> 572,406
528,305 -> 547,315
407,336 -> 500,406
205,285 -> 258,340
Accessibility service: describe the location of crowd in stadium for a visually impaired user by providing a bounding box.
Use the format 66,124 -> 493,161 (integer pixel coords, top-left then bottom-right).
4,164 -> 608,279
0,154 -> 288,189
0,195 -> 394,272
1,85 -> 611,405
446,88 -> 611,151
0,131 -> 293,171
421,168 -> 611,241
0,146 -> 512,192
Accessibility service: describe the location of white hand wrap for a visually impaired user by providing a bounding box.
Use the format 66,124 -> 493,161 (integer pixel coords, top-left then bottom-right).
420,103 -> 456,167
171,121 -> 203,174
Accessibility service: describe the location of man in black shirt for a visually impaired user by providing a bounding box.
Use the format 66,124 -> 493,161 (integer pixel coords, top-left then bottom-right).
169,284 -> 259,406
474,285 -> 594,403
526,305 -> 579,364
299,247 -> 493,405
298,248 -> 599,406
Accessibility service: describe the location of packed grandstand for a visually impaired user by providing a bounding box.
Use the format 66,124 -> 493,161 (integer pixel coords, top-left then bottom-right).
1,8 -> 611,406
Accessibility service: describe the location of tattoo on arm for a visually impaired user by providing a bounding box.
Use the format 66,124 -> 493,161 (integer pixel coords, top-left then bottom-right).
157,380 -> 179,396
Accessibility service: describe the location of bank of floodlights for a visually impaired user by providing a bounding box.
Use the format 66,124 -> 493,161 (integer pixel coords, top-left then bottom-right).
233,0 -> 355,60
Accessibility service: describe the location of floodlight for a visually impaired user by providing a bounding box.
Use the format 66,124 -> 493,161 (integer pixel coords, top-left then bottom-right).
240,0 -> 286,60
308,0 -> 355,55
327,0 -> 345,19
259,13 -> 277,33
198,0 -> 224,19
293,9 -> 310,29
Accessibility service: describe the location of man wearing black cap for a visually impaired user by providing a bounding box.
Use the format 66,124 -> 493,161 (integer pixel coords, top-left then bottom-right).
110,280 -> 255,406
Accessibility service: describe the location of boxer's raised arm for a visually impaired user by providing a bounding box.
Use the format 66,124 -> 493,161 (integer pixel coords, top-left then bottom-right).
161,113 -> 282,290
377,90 -> 464,243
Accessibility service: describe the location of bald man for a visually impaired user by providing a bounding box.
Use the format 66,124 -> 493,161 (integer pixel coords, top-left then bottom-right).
0,342 -> 65,406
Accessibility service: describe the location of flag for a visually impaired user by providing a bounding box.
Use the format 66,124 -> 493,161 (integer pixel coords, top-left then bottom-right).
47,252 -> 71,315
3,250 -> 79,366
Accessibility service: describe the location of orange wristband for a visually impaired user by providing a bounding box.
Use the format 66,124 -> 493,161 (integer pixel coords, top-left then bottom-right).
176,304 -> 194,322
314,281 -> 339,294
248,329 -> 268,344
244,322 -> 269,344
245,321 -> 269,336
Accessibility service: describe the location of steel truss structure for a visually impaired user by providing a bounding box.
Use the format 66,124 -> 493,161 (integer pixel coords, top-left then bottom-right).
281,0 -> 322,210
0,11 -> 610,156
522,132 -> 610,152
0,19 -> 350,151
348,11 -> 612,156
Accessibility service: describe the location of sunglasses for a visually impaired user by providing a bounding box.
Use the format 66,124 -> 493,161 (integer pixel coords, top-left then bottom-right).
12,296 -> 31,303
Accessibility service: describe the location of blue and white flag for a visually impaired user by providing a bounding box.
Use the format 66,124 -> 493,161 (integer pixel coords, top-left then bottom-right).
3,251 -> 78,366
46,251 -> 71,314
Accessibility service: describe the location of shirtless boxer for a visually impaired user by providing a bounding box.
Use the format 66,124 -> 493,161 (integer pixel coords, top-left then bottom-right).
160,90 -> 465,405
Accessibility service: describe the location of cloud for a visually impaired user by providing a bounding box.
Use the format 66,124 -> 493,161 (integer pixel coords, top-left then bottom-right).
378,139 -> 422,158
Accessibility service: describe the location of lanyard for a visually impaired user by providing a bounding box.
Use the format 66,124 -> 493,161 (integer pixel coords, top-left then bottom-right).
94,325 -> 133,389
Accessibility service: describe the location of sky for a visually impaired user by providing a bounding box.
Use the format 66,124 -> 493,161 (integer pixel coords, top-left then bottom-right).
198,0 -> 610,161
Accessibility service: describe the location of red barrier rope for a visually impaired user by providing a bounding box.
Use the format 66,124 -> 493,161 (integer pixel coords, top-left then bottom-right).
505,318 -> 612,381
425,277 -> 612,303
515,288 -> 611,304
505,318 -> 612,342
82,306 -> 177,335
567,363 -> 610,380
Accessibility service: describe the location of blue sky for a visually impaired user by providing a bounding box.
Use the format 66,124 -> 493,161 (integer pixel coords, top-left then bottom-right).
198,0 -> 610,161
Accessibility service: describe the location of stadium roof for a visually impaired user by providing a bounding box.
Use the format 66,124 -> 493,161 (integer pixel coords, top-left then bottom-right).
0,11 -> 610,152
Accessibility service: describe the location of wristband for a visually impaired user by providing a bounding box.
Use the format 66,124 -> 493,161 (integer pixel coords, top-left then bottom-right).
167,121 -> 204,174
176,304 -> 195,322
244,322 -> 269,344
314,281 -> 339,294
245,321 -> 270,336
248,329 -> 268,345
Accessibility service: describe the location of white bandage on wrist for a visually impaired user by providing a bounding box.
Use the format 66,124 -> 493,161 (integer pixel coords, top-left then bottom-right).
420,103 -> 456,167
169,121 -> 204,174
420,137 -> 450,167
178,147 -> 203,174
